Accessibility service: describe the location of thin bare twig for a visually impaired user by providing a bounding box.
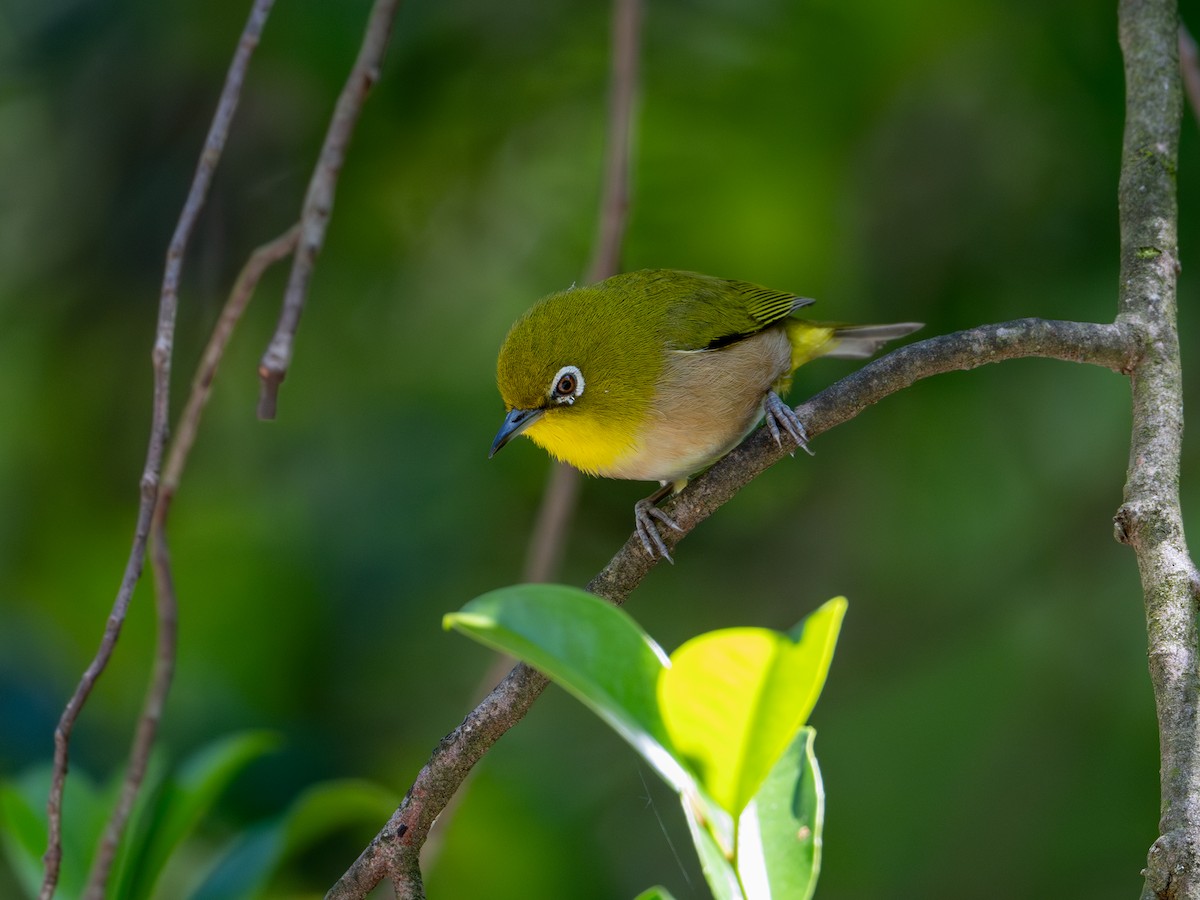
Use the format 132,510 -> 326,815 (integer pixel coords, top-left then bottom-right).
586,0 -> 641,287
420,0 -> 644,881
523,0 -> 643,589
521,464 -> 584,583
81,227 -> 300,898
167,227 -> 302,495
40,2 -> 276,895
327,317 -> 1136,898
81,518 -> 180,900
257,0 -> 403,420
518,0 -> 644,586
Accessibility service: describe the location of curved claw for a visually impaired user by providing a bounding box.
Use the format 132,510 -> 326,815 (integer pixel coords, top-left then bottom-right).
764,391 -> 813,457
634,498 -> 682,564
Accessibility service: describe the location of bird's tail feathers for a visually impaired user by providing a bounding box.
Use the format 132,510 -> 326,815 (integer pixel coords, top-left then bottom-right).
825,322 -> 924,359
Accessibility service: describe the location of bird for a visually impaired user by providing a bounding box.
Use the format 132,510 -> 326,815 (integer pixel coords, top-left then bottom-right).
490,269 -> 921,561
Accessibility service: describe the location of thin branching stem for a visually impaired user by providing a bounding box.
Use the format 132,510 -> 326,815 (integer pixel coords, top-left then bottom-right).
40,2 -> 276,895
167,227 -> 302,495
257,0 -> 403,420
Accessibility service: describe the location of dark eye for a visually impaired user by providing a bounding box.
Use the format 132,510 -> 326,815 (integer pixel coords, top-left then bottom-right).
555,373 -> 576,396
549,365 -> 584,404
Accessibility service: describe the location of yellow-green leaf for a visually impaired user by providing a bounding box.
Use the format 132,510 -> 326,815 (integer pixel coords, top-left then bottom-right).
657,598 -> 845,816
736,727 -> 824,900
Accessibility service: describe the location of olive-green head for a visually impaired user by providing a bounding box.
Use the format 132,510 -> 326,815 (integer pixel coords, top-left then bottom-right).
490,281 -> 664,472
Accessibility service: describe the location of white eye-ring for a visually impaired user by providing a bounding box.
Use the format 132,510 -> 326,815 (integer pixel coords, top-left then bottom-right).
550,365 -> 584,405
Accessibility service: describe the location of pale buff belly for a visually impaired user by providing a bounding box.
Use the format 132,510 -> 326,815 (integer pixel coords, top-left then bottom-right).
599,327 -> 793,484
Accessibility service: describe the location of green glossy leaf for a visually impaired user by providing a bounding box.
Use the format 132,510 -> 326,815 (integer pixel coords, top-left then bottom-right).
118,731 -> 281,900
634,887 -> 680,900
109,750 -> 169,900
194,779 -> 396,900
446,584 -> 692,792
682,791 -> 744,900
191,825 -> 279,900
735,727 -> 824,900
277,778 -> 397,858
682,729 -> 825,900
657,597 -> 845,816
0,764 -> 113,900
0,778 -> 49,899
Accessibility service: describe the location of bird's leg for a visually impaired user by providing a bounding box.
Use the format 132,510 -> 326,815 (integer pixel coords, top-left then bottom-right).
634,482 -> 683,563
763,391 -> 814,456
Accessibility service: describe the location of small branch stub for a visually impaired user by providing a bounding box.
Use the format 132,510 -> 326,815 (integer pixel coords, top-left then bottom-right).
255,0 -> 401,420
1114,506 -> 1134,545
257,365 -> 285,420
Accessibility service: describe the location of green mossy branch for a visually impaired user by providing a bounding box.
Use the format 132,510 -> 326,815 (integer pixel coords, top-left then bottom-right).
1115,3 -> 1200,899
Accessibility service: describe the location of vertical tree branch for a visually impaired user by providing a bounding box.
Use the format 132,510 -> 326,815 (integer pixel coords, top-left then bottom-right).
39,2 -> 275,896
256,0 -> 402,420
521,0 -> 643,587
586,0 -> 641,287
521,464 -> 583,583
1113,2 -> 1199,898
420,2 -> 645,880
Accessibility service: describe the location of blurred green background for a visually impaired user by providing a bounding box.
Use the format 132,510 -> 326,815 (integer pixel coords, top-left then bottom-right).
1,0 -> 1196,896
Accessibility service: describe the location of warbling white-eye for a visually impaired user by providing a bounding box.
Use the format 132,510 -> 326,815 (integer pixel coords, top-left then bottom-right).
490,269 -> 921,560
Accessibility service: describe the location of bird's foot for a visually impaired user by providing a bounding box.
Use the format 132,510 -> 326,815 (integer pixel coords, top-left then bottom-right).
764,391 -> 813,456
634,493 -> 683,563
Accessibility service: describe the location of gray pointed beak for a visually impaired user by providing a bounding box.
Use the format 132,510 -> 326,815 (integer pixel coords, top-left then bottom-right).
489,407 -> 544,458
